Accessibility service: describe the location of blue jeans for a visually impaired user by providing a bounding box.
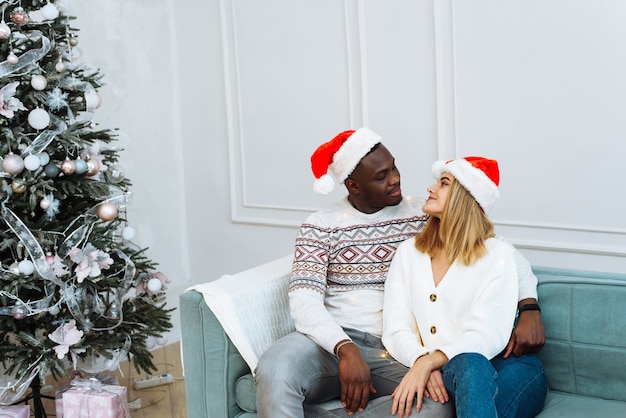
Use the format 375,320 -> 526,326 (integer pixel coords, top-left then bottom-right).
255,329 -> 453,418
441,352 -> 548,418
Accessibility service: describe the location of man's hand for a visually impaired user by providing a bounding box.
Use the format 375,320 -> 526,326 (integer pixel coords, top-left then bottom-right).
337,342 -> 375,416
504,300 -> 545,358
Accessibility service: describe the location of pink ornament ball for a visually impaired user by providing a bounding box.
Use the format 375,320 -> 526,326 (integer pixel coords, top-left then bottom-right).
11,7 -> 29,26
2,153 -> 25,175
97,202 -> 118,221
7,52 -> 18,65
12,306 -> 27,320
0,22 -> 11,39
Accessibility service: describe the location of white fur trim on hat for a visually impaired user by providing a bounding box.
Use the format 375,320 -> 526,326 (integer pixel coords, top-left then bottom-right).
432,158 -> 500,214
313,173 -> 335,195
329,127 -> 381,183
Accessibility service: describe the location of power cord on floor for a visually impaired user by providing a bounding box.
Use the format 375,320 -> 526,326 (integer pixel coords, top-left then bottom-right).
127,361 -> 185,411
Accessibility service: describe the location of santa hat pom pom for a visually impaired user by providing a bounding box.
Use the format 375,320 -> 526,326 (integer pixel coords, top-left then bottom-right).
313,173 -> 335,195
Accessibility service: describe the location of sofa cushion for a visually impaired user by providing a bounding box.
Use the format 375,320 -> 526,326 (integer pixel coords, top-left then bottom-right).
536,391 -> 626,417
534,267 -> 626,402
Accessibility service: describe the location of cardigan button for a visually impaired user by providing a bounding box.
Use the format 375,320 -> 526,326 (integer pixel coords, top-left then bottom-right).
430,294 -> 437,302
430,326 -> 437,334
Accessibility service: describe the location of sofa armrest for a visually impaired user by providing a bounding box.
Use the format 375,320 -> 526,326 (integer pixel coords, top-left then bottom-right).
180,289 -> 251,418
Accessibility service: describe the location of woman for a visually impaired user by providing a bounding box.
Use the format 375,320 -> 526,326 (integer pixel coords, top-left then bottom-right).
382,156 -> 547,418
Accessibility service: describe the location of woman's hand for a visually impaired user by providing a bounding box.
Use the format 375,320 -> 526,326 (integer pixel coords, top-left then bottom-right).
391,352 -> 447,417
424,369 -> 449,404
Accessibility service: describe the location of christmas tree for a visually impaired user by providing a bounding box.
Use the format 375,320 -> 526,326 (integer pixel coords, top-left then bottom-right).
0,0 -> 173,410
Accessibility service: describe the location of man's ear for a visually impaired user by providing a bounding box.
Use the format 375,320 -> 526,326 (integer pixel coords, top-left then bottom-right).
345,178 -> 359,195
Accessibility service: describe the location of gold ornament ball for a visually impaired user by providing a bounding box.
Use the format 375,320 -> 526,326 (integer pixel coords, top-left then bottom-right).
86,158 -> 100,176
97,202 -> 118,221
11,179 -> 26,194
60,159 -> 76,175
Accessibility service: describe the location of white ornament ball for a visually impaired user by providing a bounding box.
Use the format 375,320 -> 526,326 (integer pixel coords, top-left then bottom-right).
49,305 -> 60,316
97,202 -> 118,221
0,22 -> 11,39
24,154 -> 41,171
121,226 -> 136,240
38,152 -> 50,166
2,154 -> 25,175
7,52 -> 18,65
28,108 -> 50,130
156,336 -> 168,346
31,75 -> 48,91
145,336 -> 156,349
55,60 -> 66,73
42,3 -> 60,20
147,277 -> 163,293
18,260 -> 35,275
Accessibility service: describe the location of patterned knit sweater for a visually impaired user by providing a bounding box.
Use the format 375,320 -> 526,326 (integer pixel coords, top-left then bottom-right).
289,196 -> 428,353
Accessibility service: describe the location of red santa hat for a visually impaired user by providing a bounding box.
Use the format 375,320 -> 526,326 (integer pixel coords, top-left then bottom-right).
310,127 -> 382,194
432,156 -> 500,214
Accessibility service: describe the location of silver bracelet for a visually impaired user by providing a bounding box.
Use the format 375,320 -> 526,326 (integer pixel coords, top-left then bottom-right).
335,340 -> 355,357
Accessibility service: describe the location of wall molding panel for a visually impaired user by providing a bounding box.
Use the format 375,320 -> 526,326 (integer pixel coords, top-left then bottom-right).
216,0 -> 625,271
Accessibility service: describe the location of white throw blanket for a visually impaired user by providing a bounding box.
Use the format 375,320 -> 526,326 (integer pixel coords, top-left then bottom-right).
186,255 -> 295,373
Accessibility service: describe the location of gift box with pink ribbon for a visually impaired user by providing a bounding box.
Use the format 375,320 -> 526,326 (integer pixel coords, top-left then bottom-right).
0,405 -> 30,418
55,377 -> 129,418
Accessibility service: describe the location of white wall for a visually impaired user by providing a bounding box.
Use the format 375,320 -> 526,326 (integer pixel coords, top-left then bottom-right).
76,0 -> 626,342
74,1 -> 189,344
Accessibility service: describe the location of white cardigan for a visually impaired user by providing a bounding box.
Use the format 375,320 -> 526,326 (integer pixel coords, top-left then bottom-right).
382,237 -> 518,368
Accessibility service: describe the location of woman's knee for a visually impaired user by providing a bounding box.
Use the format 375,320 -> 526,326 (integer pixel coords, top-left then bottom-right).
442,353 -> 496,388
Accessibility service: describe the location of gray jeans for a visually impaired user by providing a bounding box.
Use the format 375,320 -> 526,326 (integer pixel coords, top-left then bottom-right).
255,329 -> 453,418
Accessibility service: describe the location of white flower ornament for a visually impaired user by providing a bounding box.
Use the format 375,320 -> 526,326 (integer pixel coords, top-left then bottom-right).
48,319 -> 84,360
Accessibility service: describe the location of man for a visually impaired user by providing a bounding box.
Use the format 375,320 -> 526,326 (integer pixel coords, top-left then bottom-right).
255,128 -> 545,417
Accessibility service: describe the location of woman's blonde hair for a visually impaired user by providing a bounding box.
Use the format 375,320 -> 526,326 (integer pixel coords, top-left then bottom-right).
415,178 -> 494,265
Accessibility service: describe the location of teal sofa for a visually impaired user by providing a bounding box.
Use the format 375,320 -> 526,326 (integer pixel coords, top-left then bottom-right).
180,257 -> 626,417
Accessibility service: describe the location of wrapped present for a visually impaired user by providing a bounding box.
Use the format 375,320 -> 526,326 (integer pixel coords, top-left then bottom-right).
0,405 -> 30,418
56,377 -> 129,418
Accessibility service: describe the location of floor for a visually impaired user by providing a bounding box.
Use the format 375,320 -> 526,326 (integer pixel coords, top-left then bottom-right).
32,341 -> 187,417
